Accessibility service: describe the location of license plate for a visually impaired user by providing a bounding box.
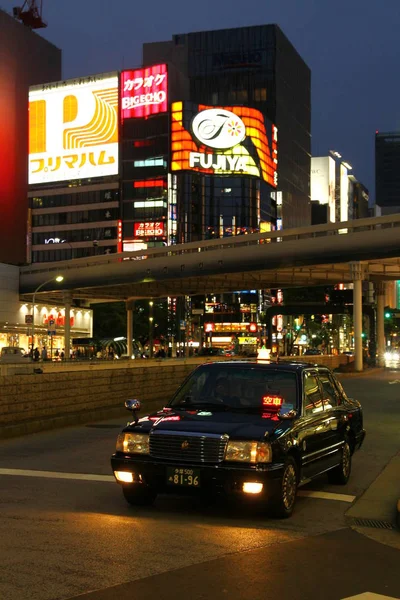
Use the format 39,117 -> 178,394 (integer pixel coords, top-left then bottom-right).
166,467 -> 200,487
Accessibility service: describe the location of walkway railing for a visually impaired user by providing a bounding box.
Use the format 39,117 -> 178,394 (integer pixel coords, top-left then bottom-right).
20,214 -> 400,277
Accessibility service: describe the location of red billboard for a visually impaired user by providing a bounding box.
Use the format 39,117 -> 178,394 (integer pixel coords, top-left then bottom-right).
134,221 -> 165,237
121,64 -> 168,119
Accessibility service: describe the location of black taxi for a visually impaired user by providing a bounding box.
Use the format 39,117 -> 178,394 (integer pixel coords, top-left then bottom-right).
111,361 -> 365,518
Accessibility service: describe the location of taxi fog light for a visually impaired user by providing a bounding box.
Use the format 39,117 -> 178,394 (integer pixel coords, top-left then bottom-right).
114,471 -> 134,483
243,482 -> 263,494
116,433 -> 150,454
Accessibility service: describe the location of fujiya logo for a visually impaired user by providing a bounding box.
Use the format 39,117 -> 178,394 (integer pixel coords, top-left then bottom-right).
191,108 -> 246,149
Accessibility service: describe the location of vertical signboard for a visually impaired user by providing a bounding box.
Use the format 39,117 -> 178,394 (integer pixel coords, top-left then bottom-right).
29,72 -> 119,185
121,64 -> 168,119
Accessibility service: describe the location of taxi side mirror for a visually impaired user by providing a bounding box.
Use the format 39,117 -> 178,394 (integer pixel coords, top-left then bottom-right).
277,408 -> 297,420
125,399 -> 141,412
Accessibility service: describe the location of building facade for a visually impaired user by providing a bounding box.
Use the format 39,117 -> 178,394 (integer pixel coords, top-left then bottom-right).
143,24 -> 312,229
375,131 -> 400,214
0,263 -> 92,357
28,72 -> 120,263
0,8 -> 61,265
310,155 -> 369,225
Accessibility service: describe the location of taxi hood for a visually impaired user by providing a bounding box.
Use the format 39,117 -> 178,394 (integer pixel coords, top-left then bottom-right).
129,408 -> 290,440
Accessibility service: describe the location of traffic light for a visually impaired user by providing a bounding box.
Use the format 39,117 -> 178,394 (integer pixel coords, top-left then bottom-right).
385,311 -> 392,319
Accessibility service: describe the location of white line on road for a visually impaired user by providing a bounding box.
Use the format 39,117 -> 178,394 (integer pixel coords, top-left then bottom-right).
0,468 -> 356,503
297,490 -> 355,503
0,468 -> 115,482
342,593 -> 400,599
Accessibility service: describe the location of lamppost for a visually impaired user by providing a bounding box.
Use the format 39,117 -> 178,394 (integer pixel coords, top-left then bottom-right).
31,275 -> 64,355
148,300 -> 154,358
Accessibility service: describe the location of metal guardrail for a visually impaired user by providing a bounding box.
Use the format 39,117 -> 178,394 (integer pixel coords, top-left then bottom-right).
20,214 -> 400,277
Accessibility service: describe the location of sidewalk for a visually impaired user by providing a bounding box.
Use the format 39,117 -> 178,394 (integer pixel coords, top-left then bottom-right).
346,451 -> 400,548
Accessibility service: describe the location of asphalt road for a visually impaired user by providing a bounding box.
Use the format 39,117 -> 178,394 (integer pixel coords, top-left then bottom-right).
0,370 -> 399,600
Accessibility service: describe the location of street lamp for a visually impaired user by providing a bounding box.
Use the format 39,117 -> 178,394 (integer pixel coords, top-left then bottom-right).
31,275 -> 64,355
148,301 -> 154,358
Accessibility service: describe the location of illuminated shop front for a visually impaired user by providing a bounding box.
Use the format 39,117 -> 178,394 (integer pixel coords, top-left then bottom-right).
0,301 -> 93,358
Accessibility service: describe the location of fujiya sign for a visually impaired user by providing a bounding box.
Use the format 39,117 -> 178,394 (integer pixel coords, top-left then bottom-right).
191,109 -> 246,149
190,108 -> 248,173
171,102 -> 278,187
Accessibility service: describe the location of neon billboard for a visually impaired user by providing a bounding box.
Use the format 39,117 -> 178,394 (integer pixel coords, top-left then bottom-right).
171,102 -> 278,187
29,72 -> 119,185
121,64 -> 168,119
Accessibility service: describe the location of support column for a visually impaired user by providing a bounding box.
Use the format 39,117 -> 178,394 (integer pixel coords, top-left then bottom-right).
376,281 -> 386,367
126,300 -> 134,358
64,291 -> 72,360
350,262 -> 364,372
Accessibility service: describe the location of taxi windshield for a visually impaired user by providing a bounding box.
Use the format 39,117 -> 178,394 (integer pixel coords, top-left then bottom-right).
170,366 -> 298,412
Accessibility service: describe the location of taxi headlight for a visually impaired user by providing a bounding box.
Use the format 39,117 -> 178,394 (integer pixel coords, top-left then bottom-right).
116,433 -> 150,454
225,440 -> 272,464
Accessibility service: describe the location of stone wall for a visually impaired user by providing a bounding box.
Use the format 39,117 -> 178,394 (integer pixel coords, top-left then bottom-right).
0,354 -> 353,439
0,360 -> 200,439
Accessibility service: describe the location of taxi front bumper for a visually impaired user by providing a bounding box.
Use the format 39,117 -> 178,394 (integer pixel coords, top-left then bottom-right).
111,453 -> 285,499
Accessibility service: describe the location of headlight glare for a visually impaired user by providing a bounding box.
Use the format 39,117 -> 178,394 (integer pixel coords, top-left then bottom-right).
225,440 -> 272,464
116,433 -> 150,454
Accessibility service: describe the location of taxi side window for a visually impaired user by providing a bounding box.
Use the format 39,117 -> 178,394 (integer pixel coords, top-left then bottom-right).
318,371 -> 340,409
303,372 -> 323,415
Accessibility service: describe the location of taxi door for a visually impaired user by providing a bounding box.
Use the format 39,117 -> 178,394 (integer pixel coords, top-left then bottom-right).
299,370 -> 337,479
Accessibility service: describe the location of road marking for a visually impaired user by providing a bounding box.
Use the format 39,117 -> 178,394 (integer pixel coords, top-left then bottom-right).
0,468 -> 356,503
342,593 -> 400,599
388,380 -> 400,385
0,468 -> 115,482
298,490 -> 356,503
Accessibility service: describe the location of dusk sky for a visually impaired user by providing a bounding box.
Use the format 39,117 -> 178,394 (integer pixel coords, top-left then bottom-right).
4,0 -> 400,201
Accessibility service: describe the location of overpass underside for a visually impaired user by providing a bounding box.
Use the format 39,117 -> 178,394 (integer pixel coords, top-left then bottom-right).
19,215 -> 400,303
19,215 -> 400,372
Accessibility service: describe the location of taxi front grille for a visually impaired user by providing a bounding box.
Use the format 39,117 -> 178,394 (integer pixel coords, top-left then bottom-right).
149,431 -> 228,464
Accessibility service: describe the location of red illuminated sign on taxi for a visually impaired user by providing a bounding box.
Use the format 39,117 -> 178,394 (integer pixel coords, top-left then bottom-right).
262,395 -> 283,407
134,221 -> 165,237
121,64 -> 168,119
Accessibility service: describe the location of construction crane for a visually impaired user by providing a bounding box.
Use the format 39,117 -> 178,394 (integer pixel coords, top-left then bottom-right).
13,0 -> 47,29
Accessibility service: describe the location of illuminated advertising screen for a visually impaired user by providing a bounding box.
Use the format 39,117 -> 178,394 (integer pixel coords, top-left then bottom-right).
134,221 -> 165,237
29,72 -> 119,185
121,64 -> 168,119
171,102 -> 278,187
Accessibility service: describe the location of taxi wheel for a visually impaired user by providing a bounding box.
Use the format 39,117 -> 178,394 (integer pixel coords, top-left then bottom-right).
122,485 -> 157,506
268,457 -> 298,519
327,440 -> 352,485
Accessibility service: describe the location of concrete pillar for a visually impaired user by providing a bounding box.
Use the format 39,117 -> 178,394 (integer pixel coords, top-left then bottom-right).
350,262 -> 364,372
376,281 -> 386,367
126,300 -> 134,358
64,291 -> 72,360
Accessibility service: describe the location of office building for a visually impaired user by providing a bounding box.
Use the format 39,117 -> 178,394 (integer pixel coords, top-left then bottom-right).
28,72 -> 120,263
311,155 -> 369,225
375,131 -> 400,214
0,8 -> 61,265
143,24 -> 312,229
